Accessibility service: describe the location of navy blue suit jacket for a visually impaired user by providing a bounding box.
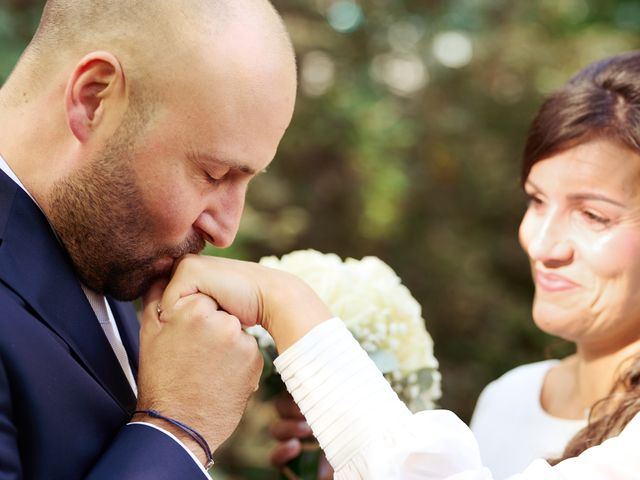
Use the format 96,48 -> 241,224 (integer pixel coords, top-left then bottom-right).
0,170 -> 206,479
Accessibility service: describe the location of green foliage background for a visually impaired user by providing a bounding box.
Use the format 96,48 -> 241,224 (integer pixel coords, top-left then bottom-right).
2,0 -> 639,477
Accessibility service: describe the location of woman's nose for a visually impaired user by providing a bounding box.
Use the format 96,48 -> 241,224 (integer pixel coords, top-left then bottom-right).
522,211 -> 574,267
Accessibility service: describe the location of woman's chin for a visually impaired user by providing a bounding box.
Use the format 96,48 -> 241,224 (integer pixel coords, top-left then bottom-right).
532,302 -> 583,341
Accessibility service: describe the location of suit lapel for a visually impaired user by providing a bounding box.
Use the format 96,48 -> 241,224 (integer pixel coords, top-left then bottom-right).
0,170 -> 137,413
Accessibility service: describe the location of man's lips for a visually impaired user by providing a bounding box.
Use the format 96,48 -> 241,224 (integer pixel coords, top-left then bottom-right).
535,270 -> 580,292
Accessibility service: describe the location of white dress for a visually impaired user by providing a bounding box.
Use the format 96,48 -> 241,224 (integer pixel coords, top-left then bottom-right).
274,318 -> 640,480
470,360 -> 587,479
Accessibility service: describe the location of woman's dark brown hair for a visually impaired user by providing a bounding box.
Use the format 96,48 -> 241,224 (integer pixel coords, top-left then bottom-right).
522,50 -> 640,183
559,356 -> 640,462
521,51 -> 640,462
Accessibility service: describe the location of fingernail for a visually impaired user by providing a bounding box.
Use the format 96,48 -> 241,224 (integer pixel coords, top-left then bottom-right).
298,422 -> 312,435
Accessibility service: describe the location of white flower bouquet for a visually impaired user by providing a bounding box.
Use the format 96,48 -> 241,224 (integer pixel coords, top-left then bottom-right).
249,249 -> 441,478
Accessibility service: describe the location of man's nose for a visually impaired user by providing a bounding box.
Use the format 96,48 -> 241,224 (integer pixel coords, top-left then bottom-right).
194,185 -> 247,248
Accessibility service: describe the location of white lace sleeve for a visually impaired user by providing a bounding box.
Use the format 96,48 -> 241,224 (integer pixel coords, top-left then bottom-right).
274,318 -> 491,480
274,318 -> 640,480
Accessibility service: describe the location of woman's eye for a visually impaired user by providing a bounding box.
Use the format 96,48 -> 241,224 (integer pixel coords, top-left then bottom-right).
525,194 -> 543,207
582,210 -> 610,226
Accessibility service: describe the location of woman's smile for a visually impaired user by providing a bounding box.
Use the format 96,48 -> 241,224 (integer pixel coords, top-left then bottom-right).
534,269 -> 580,292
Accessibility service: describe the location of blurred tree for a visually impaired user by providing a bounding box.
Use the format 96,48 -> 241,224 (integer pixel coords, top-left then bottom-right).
2,0 -> 639,477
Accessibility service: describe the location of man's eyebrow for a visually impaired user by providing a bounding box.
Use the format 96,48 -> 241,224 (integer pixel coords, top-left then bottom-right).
194,152 -> 262,175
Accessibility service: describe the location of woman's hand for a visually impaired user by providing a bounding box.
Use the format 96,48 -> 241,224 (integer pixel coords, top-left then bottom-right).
161,254 -> 332,351
271,393 -> 334,480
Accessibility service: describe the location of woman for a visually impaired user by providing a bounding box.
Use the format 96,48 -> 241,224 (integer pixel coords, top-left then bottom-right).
470,50 -> 640,476
156,51 -> 640,479
268,49 -> 640,479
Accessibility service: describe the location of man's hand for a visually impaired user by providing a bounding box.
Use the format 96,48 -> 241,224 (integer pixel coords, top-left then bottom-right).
160,254 -> 332,352
134,281 -> 263,466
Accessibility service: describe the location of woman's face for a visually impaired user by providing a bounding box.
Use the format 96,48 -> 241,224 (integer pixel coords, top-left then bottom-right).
519,139 -> 640,352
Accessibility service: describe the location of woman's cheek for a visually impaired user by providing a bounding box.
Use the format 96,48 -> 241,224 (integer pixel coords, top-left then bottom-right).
579,229 -> 640,279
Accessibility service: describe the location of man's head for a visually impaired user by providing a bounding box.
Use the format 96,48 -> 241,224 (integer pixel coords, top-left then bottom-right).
0,0 -> 297,300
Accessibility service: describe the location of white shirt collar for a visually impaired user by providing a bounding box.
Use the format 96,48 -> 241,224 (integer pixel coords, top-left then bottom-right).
0,153 -> 36,202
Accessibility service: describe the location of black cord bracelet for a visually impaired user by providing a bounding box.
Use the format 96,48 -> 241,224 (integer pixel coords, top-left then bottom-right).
133,409 -> 215,470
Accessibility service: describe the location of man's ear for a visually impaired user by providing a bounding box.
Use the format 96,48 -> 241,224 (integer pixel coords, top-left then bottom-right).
65,51 -> 127,143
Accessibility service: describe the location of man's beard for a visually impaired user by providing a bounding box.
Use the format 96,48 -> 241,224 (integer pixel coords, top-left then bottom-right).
46,124 -> 204,301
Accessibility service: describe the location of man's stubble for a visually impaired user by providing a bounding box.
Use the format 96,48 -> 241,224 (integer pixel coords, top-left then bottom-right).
47,111 -> 204,301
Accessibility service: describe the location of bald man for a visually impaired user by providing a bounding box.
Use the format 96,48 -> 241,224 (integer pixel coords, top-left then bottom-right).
0,0 -> 297,478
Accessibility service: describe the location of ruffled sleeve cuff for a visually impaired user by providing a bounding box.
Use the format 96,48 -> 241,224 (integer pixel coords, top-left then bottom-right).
274,318 -> 413,471
275,319 -> 494,480
275,318 -> 640,480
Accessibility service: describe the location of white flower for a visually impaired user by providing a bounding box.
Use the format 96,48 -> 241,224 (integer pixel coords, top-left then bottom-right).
257,249 -> 441,411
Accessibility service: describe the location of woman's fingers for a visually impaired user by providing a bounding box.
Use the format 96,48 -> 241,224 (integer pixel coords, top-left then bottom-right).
275,393 -> 305,419
270,438 -> 302,467
270,419 -> 313,441
161,255 -> 257,326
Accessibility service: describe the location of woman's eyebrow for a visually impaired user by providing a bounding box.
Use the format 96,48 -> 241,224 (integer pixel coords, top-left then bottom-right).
567,192 -> 625,207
